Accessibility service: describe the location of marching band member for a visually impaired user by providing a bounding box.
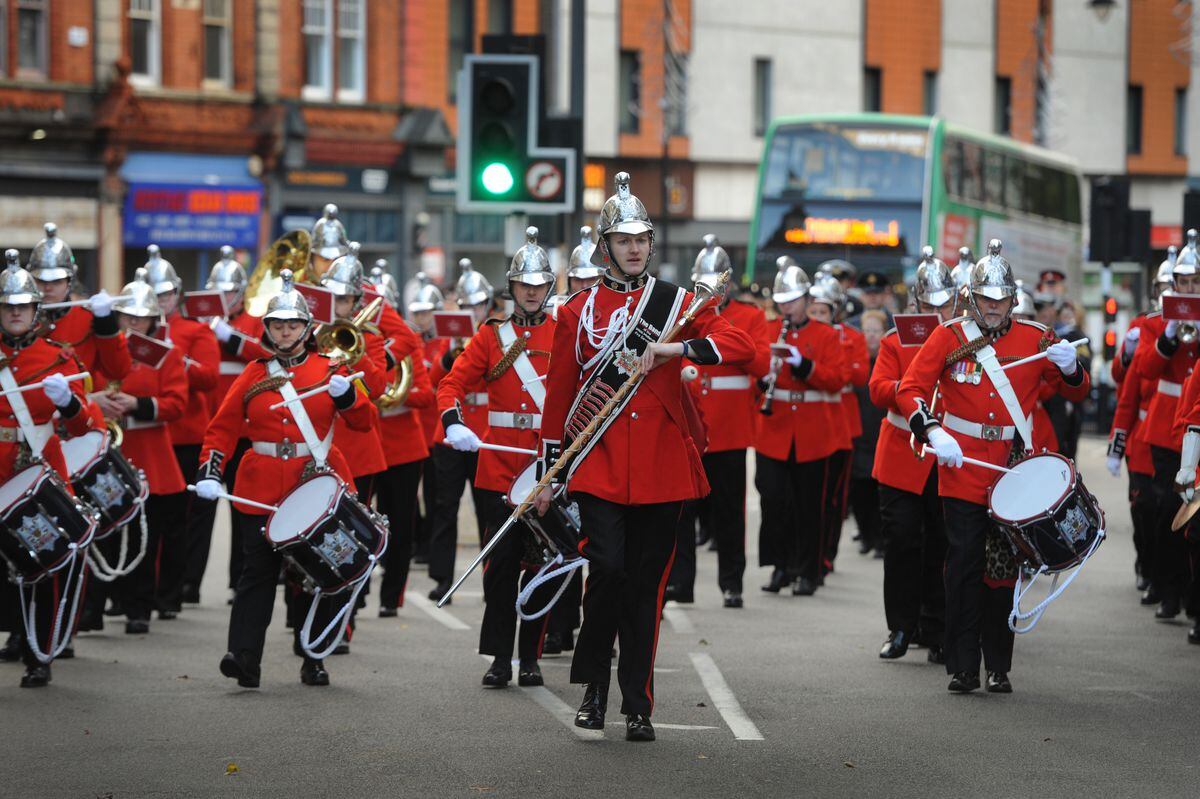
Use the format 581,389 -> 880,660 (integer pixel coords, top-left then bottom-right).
309,204 -> 350,277
755,258 -> 846,598
536,173 -> 756,741
870,248 -> 953,662
427,261 -> 493,603
565,226 -> 603,295
897,241 -> 1089,693
85,271 -> 187,635
196,271 -> 375,688
142,246 -> 221,612
29,223 -> 131,383
0,252 -> 102,686
404,273 -> 446,565
439,227 -> 558,688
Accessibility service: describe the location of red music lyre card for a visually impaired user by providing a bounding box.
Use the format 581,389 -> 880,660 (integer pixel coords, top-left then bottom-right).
1162,294 -> 1200,323
181,290 -> 227,319
894,313 -> 941,347
126,331 -> 172,369
433,311 -> 475,339
294,283 -> 336,324
361,288 -> 387,324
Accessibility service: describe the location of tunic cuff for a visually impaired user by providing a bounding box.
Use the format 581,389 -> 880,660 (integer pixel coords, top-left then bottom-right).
1107,428 -> 1127,459
1060,364 -> 1085,387
332,384 -> 357,411
132,396 -> 157,421
907,398 -> 938,443
537,439 -> 565,486
684,338 -> 720,365
790,358 -> 814,381
198,451 -> 225,483
441,406 -> 465,431
91,313 -> 119,338
1157,333 -> 1180,359
58,395 -> 82,418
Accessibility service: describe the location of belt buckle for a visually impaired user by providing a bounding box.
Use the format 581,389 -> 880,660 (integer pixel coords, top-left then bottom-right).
790,390 -> 803,403
278,440 -> 297,460
512,412 -> 533,430
980,424 -> 1002,441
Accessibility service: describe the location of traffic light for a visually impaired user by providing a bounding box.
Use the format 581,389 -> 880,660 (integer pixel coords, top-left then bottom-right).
1103,294 -> 1118,361
456,54 -> 576,214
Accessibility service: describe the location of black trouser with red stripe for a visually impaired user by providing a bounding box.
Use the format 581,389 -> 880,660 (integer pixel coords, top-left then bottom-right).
1150,445 -> 1189,603
942,497 -> 1014,675
702,449 -> 748,594
476,489 -> 556,665
570,493 -> 681,717
377,460 -> 424,609
755,452 -> 826,585
428,446 -> 487,583
879,473 -> 946,641
84,494 -> 174,622
822,449 -> 852,568
183,438 -> 249,593
154,485 -> 190,613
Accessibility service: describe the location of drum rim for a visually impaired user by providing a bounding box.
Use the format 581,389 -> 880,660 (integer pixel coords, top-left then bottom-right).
264,471 -> 345,545
0,462 -> 52,514
986,452 -> 1079,527
61,430 -> 109,480
506,460 -> 564,508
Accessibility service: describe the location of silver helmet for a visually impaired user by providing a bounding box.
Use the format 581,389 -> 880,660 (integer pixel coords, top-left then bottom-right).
914,245 -> 954,308
263,269 -> 314,326
507,227 -> 554,287
772,255 -> 811,304
1012,281 -> 1036,318
950,246 -> 973,291
456,258 -> 494,306
1156,246 -> 1178,286
969,239 -> 1018,301
817,259 -> 856,283
321,241 -> 365,297
591,171 -> 654,267
691,234 -> 733,291
311,203 -> 350,261
116,268 -> 161,318
27,222 -> 76,282
369,259 -> 400,308
809,272 -> 846,311
143,244 -> 182,295
567,226 -> 601,280
406,272 -> 444,314
206,246 -> 248,296
1174,229 -> 1198,278
0,249 -> 41,306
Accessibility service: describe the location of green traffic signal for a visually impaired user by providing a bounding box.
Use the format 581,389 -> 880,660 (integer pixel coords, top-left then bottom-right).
481,162 -> 515,195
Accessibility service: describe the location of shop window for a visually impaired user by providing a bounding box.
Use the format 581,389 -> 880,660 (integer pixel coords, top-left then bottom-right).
923,71 -> 938,116
303,0 -> 333,100
203,0 -> 231,86
337,0 -> 365,101
18,0 -> 48,78
620,50 -> 641,134
995,77 -> 1012,136
1176,87 -> 1188,157
753,58 -> 772,137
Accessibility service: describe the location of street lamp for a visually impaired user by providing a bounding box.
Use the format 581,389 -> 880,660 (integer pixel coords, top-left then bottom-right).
1088,0 -> 1116,21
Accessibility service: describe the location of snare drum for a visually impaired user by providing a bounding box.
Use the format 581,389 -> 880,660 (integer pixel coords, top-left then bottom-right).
0,463 -> 98,583
264,473 -> 388,594
61,431 -> 146,540
987,452 -> 1104,573
507,462 -> 581,559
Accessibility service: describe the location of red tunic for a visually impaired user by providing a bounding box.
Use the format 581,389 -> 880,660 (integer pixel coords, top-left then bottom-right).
160,312 -> 220,446
837,323 -> 870,442
1032,381 -> 1059,453
1111,313 -> 1148,386
199,352 -> 375,514
1128,311 -> 1196,453
438,314 -> 553,493
430,337 -> 489,442
377,349 -> 433,467
330,330 -> 389,479
689,299 -> 771,453
1111,366 -> 1155,476
39,306 -> 131,383
869,330 -> 935,494
213,311 -> 267,412
752,318 -> 847,463
417,336 -> 445,449
540,276 -> 757,505
897,317 -> 1091,504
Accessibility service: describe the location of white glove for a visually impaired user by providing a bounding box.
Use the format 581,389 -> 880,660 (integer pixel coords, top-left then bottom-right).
445,423 -> 481,452
327,374 -> 352,399
1046,340 -> 1078,375
212,319 -> 234,343
194,479 -> 223,501
1106,455 -> 1122,478
41,373 -> 72,408
1123,326 -> 1141,355
785,345 -> 804,368
1176,467 -> 1197,503
89,290 -> 114,318
926,426 -> 964,469
1165,320 -> 1181,340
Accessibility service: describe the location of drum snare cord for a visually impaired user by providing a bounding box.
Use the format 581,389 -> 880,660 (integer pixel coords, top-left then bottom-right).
1008,528 -> 1105,634
515,553 -> 588,622
18,541 -> 88,664
86,502 -> 149,582
298,549 -> 384,660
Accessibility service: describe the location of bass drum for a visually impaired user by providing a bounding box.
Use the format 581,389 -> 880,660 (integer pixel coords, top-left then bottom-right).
0,463 -> 97,583
507,461 -> 581,560
61,431 -> 146,540
263,473 -> 388,595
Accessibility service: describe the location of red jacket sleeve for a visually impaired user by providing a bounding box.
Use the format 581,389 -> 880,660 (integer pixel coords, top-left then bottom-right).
184,325 -> 220,393
200,367 -> 256,472
539,301 -> 582,450
147,348 -> 188,423
803,323 -> 848,393
333,361 -> 376,432
680,295 -> 756,368
94,320 -> 132,381
378,305 -> 422,362
868,334 -> 902,412
436,325 -> 492,426
897,324 -> 956,429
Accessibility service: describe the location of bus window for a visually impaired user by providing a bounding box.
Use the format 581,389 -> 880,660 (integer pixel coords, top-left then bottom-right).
1063,171 -> 1082,224
960,141 -> 984,203
984,149 -> 1004,206
942,139 -> 962,198
761,123 -> 926,203
1005,155 -> 1026,213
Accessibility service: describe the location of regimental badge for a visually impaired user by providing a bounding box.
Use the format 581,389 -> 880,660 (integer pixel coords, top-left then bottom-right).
317,529 -> 357,568
17,513 -> 59,553
614,346 -> 640,377
88,470 -> 127,511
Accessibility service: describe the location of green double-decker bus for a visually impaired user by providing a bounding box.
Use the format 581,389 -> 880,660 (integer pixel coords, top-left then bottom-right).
747,113 -> 1083,291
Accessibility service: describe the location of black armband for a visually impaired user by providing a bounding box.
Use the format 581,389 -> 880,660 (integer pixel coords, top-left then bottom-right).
790,358 -> 814,381
332,383 -> 357,411
58,395 -> 82,419
91,313 -> 119,338
683,337 -> 720,366
221,335 -> 243,357
1157,333 -> 1181,359
440,350 -> 455,371
1060,364 -> 1085,387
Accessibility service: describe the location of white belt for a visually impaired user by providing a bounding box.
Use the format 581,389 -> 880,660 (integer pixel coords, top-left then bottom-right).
488,410 -> 541,430
219,361 -> 245,375
1138,409 -> 1148,421
251,440 -> 312,459
464,392 -> 488,406
1158,379 -> 1182,397
886,411 -> 908,431
706,375 -> 751,390
0,421 -> 52,443
841,385 -> 852,394
379,404 -> 412,418
124,418 -> 163,431
941,411 -> 1033,442
770,388 -> 841,404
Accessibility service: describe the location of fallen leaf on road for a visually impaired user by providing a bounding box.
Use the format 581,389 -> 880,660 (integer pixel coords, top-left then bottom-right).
699,639 -> 709,645
697,702 -> 707,707
176,675 -> 189,680
468,786 -> 494,793
844,762 -> 855,768
1043,738 -> 1052,742
697,754 -> 709,760
225,763 -> 239,776
83,729 -> 90,735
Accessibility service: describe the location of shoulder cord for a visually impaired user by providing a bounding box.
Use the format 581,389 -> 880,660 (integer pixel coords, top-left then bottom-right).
576,285 -> 630,371
486,330 -> 528,382
242,375 -> 291,407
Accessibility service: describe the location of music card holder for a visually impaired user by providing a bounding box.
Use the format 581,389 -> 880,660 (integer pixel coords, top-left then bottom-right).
1162,294 -> 1200,323
125,331 -> 172,369
181,290 -> 228,319
894,313 -> 941,347
433,311 -> 475,339
294,283 -> 337,325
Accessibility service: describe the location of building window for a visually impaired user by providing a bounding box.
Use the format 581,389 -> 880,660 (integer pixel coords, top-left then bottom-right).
863,67 -> 881,113
488,0 -> 512,34
666,53 -> 688,136
1127,84 -> 1143,155
17,0 -> 48,77
447,0 -> 471,103
995,76 -> 1012,135
303,0 -> 333,100
923,70 -> 938,116
620,50 -> 641,134
753,58 -> 771,137
1176,87 -> 1188,157
336,0 -> 365,101
203,0 -> 231,86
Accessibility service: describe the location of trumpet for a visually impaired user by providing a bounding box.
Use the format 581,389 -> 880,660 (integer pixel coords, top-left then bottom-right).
1180,323 -> 1198,344
759,320 -> 790,416
316,296 -> 384,366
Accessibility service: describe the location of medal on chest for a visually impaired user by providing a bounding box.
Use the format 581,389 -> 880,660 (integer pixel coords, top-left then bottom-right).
950,357 -> 983,385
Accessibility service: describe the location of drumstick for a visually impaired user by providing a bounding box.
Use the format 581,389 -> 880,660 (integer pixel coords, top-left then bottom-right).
269,371 -> 365,410
1000,338 -> 1089,372
41,296 -> 137,310
443,440 -> 538,456
921,447 -> 1019,475
186,484 -> 279,513
0,372 -> 90,397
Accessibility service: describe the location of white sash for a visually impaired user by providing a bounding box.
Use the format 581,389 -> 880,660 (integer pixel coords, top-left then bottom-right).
497,320 -> 545,412
961,319 -> 1033,452
0,367 -> 49,458
267,359 -> 332,467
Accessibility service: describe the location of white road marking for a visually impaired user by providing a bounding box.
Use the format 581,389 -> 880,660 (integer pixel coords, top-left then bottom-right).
663,605 -> 695,633
523,685 -> 604,741
606,722 -> 719,731
689,652 -> 764,741
405,591 -> 470,631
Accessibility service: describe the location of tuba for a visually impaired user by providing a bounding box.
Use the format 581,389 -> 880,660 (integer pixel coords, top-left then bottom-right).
376,354 -> 414,410
316,296 -> 384,366
244,231 -> 312,317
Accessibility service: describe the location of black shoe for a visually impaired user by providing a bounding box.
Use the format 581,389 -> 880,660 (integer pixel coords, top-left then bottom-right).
878,630 -> 911,660
664,584 -> 693,604
482,658 -> 511,688
985,671 -> 1012,693
625,713 -> 656,742
792,577 -> 817,596
1156,598 -> 1182,620
1141,586 -> 1161,605
300,658 -> 329,686
517,660 -> 543,687
20,664 -> 50,688
125,619 -> 150,635
926,646 -> 946,665
428,580 -> 452,604
58,644 -> 74,659
219,652 -> 260,688
0,632 -> 21,662
1189,623 -> 1200,645
158,608 -> 178,621
574,682 -> 608,729
858,541 -> 873,556
542,632 -> 563,655
948,671 -> 981,693
722,590 -> 743,609
761,569 -> 788,593
181,584 -> 201,604
1136,575 -> 1150,593
103,600 -> 124,617
77,608 -> 103,632
378,606 -> 398,618
331,642 -> 350,655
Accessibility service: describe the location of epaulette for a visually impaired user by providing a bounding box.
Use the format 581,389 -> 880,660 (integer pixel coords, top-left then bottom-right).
484,317 -> 505,327
940,314 -> 970,328
1146,310 -> 1163,319
884,327 -> 898,337
1014,318 -> 1049,332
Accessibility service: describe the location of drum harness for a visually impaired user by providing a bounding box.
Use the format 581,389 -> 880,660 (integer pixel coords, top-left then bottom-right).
960,319 -> 1105,633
